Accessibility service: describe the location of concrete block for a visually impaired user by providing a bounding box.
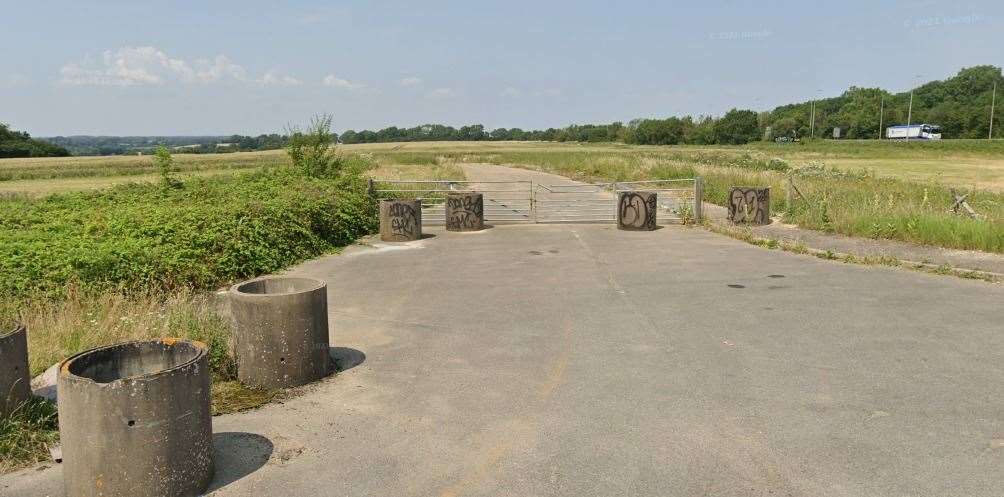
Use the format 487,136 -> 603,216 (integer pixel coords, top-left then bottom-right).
617,191 -> 658,231
0,322 -> 31,420
728,187 -> 771,225
379,199 -> 422,241
57,339 -> 214,497
230,277 -> 331,389
445,192 -> 484,231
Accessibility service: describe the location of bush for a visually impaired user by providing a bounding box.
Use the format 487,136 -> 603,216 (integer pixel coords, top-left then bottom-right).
286,115 -> 345,178
0,167 -> 377,300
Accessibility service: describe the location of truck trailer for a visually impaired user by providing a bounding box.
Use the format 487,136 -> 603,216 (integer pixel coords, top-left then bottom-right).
885,124 -> 942,140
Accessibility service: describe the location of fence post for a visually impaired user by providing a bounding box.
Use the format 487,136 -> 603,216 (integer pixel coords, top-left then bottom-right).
693,176 -> 704,223
367,178 -> 375,196
785,176 -> 792,211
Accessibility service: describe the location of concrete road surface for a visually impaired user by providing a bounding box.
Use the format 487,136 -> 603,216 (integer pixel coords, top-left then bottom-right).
3,169 -> 1003,497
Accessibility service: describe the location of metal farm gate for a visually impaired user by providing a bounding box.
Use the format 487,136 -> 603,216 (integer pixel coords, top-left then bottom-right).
369,178 -> 703,225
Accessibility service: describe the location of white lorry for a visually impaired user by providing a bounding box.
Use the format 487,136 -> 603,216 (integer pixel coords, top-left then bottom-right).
885,124 -> 942,140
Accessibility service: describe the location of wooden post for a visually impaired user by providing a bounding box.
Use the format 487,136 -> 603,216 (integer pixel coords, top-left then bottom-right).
693,177 -> 704,223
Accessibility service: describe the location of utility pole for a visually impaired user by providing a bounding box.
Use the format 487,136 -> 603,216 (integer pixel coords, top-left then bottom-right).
906,74 -> 921,142
878,95 -> 884,140
809,89 -> 821,139
810,100 -> 815,139
990,81 -> 997,140
906,90 -> 914,141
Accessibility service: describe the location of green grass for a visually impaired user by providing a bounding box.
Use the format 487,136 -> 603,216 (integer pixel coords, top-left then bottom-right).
0,398 -> 59,473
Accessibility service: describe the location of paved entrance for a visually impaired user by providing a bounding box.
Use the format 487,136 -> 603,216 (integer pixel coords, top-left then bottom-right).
4,165 -> 1002,497
370,164 -> 700,225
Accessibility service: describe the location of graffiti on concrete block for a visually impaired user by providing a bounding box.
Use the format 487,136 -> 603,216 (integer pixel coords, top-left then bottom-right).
728,187 -> 770,225
446,194 -> 484,231
388,202 -> 419,238
618,192 -> 657,230
380,200 -> 422,241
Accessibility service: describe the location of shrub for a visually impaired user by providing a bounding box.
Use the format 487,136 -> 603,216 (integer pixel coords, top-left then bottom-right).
286,115 -> 345,178
0,167 -> 377,300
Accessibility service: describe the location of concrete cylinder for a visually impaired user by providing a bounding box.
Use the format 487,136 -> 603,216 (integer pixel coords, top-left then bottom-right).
57,339 -> 214,497
379,199 -> 423,242
617,191 -> 658,231
0,322 -> 32,420
445,192 -> 484,231
230,277 -> 331,389
728,187 -> 771,225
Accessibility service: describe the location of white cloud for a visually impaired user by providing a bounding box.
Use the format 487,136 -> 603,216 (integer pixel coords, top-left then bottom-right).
399,76 -> 423,87
500,86 -> 522,98
191,55 -> 247,83
258,72 -> 303,87
58,46 -> 298,88
322,74 -> 365,90
425,87 -> 456,100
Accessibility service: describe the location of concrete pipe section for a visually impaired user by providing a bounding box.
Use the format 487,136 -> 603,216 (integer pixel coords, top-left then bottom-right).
379,199 -> 423,242
728,186 -> 771,225
0,322 -> 32,420
57,339 -> 214,497
445,192 -> 484,231
617,191 -> 658,231
230,276 -> 332,389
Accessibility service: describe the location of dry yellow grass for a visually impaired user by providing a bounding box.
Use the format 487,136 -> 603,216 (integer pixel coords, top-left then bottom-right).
2,289 -> 227,376
2,141 -> 1003,196
0,168 -> 246,196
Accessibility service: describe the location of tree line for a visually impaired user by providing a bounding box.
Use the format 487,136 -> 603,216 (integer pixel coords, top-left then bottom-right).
42,134 -> 291,156
0,123 -> 70,158
341,65 -> 1001,145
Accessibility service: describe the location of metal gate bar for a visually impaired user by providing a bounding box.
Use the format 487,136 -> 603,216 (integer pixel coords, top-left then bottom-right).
370,180 -> 533,225
369,177 -> 702,225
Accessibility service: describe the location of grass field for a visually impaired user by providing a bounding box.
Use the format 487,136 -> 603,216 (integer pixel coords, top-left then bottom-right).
3,139 -> 1003,194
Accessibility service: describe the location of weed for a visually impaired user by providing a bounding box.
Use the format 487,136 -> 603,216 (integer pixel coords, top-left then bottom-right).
0,397 -> 58,473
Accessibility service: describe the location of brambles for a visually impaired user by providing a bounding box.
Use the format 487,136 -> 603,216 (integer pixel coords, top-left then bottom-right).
0,167 -> 377,301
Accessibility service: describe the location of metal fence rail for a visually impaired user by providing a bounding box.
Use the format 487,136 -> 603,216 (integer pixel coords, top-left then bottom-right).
370,180 -> 533,225
369,177 -> 703,226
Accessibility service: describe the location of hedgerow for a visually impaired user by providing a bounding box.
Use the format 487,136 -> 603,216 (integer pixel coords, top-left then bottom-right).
0,167 -> 377,300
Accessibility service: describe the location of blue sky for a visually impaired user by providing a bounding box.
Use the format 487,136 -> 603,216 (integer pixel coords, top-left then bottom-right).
2,0 -> 1001,136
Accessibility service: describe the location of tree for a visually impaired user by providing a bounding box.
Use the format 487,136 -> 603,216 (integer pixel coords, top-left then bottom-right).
714,109 -> 759,144
152,145 -> 179,188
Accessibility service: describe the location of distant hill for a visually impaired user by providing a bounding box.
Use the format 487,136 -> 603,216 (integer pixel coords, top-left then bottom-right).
0,123 -> 70,158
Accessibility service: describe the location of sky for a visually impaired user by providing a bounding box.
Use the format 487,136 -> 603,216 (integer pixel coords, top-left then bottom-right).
2,0 -> 1002,136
